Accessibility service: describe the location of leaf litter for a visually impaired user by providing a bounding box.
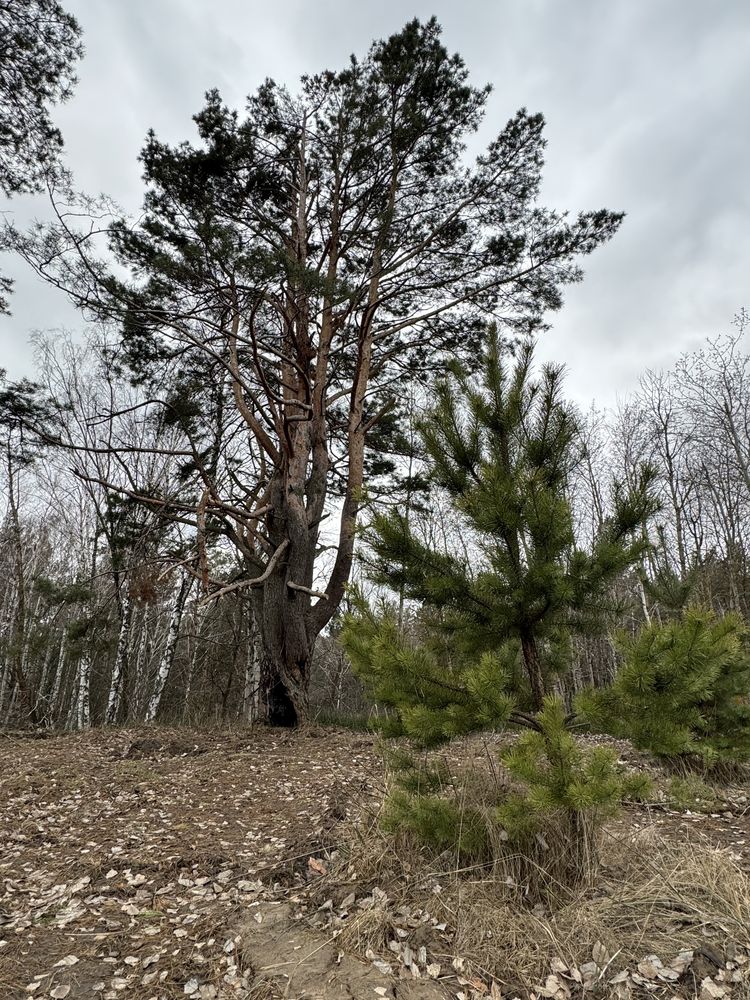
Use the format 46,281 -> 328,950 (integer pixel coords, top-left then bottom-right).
1,726 -> 749,999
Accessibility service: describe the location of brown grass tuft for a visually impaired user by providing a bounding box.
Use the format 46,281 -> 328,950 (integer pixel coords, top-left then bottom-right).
308,812 -> 750,996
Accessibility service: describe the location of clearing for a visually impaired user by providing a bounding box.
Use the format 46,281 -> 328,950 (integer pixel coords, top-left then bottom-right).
1,727 -> 749,999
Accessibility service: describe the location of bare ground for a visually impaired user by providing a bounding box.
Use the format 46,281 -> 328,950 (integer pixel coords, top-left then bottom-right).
1,727 -> 749,1000
0,726 -> 393,1000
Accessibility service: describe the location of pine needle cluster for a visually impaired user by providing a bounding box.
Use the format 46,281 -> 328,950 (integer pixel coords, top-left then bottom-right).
578,609 -> 750,766
341,331 -> 658,885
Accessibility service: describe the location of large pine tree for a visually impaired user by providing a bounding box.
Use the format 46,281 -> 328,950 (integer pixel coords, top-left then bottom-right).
9,19 -> 623,724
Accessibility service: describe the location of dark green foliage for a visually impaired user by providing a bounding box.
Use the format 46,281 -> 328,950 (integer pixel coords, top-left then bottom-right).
34,575 -> 93,606
0,0 -> 82,194
497,695 -> 651,839
578,609 -> 750,765
341,336 -> 657,884
382,789 -> 490,862
375,695 -> 650,888
0,0 -> 83,310
642,564 -> 695,613
0,371 -> 56,462
343,596 -> 518,745
358,329 -> 657,713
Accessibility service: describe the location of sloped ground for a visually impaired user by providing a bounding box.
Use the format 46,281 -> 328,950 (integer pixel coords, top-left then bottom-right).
0,727 -> 749,1000
0,726 -> 395,1000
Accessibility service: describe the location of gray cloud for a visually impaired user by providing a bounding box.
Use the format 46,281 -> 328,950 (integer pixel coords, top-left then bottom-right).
1,0 -> 748,407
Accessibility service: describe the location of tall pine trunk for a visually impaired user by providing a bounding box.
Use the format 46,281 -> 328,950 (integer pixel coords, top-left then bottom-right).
258,476 -> 318,726
260,599 -> 312,727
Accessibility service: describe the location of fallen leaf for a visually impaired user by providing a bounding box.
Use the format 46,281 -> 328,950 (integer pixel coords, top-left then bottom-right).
307,857 -> 327,876
701,979 -> 727,1000
592,941 -> 610,967
637,956 -> 664,980
670,950 -> 694,975
579,961 -> 600,987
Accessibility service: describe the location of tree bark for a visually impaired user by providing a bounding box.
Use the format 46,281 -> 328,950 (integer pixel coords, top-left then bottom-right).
48,632 -> 67,726
521,633 -> 547,713
105,587 -> 132,724
242,597 -> 264,723
145,571 -> 190,723
75,649 -> 91,729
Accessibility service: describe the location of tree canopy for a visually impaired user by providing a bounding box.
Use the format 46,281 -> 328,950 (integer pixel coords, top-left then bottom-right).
7,18 -> 624,723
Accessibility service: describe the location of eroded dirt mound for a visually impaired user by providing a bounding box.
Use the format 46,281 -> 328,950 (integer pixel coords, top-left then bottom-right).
241,901 -> 447,999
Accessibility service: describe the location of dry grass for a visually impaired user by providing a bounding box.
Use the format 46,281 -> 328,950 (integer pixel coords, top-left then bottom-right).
448,828 -> 750,990
307,807 -> 750,997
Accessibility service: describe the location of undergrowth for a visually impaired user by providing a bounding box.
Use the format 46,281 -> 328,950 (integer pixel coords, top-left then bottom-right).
307,809 -> 750,997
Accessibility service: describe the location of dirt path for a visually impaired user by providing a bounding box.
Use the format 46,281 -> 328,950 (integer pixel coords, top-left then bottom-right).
0,726 -> 421,1000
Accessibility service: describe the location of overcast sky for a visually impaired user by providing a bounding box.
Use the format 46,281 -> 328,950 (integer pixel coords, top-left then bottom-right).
1,0 -> 748,408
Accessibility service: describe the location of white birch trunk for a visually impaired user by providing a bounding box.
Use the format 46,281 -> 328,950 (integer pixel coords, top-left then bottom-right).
50,632 -> 67,723
65,677 -> 77,730
145,573 -> 190,723
105,589 -> 132,724
0,582 -> 17,715
76,651 -> 91,729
